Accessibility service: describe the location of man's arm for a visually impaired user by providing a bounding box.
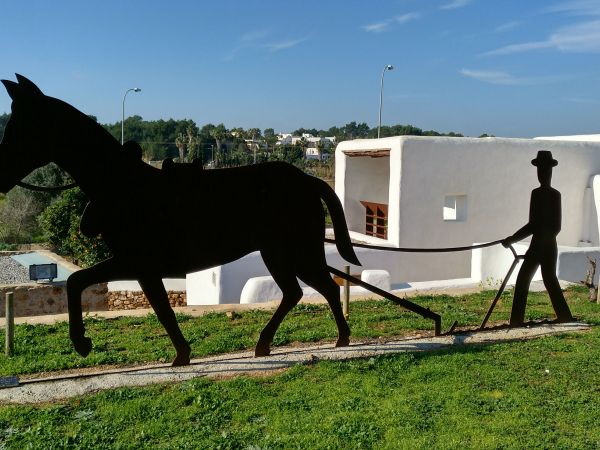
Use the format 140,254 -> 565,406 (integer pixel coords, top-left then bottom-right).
502,223 -> 533,248
502,192 -> 535,247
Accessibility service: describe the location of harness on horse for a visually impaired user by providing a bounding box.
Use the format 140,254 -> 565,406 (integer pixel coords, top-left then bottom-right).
14,142 -> 148,193
16,180 -> 77,192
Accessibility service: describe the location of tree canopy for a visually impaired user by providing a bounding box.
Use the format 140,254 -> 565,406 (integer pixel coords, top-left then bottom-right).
1,110 -> 465,160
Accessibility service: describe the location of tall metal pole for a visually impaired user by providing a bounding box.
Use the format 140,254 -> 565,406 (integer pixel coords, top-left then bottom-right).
122,87 -> 141,144
378,65 -> 394,139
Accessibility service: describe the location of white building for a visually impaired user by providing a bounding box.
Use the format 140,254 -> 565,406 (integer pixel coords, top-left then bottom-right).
536,134 -> 600,143
276,133 -> 293,145
335,135 -> 600,283
244,139 -> 266,151
305,148 -> 331,161
276,133 -> 336,157
185,134 -> 600,305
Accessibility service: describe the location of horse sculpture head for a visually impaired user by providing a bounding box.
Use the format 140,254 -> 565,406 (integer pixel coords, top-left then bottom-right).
0,74 -> 65,193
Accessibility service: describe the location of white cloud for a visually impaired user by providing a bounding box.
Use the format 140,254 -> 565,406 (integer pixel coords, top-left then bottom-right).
460,68 -> 569,85
362,12 -> 420,32
495,21 -> 521,32
362,22 -> 390,33
240,29 -> 271,43
546,0 -> 600,16
483,20 -> 600,55
265,38 -> 307,52
395,12 -> 421,24
483,41 -> 554,56
460,69 -> 523,85
223,30 -> 306,61
549,20 -> 600,51
441,0 -> 472,10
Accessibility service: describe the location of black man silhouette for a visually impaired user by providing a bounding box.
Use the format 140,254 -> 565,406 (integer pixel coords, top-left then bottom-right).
502,150 -> 574,325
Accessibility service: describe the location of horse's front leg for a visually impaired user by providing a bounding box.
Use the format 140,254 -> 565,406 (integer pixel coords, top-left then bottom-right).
67,258 -> 127,357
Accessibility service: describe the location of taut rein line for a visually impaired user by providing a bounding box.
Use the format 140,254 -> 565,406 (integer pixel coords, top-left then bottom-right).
324,238 -> 504,253
16,181 -> 77,192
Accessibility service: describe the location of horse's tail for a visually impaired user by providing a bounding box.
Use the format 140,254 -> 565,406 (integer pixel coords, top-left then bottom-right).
312,177 -> 361,266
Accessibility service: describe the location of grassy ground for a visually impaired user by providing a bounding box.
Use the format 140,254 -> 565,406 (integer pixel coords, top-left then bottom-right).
0,286 -> 599,448
1,287 -> 583,377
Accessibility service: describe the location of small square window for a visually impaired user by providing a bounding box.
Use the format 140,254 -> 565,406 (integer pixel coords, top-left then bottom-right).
443,195 -> 467,221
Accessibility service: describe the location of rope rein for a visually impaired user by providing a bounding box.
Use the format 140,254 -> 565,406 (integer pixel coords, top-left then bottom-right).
324,237 -> 504,253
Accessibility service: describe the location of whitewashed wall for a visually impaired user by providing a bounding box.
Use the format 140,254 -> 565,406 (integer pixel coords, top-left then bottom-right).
337,136 -> 600,282
186,245 -> 405,305
107,279 -> 186,292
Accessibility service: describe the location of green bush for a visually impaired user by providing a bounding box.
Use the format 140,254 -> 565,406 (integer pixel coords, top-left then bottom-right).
0,164 -> 72,245
38,188 -> 111,268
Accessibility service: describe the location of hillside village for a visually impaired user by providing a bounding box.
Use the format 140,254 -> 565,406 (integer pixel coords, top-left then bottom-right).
238,132 -> 336,162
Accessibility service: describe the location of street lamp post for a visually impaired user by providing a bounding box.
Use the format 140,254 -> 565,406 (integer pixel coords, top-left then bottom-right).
378,65 -> 394,139
122,87 -> 141,144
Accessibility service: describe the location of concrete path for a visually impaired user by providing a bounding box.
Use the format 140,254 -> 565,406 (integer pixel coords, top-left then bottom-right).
0,322 -> 589,404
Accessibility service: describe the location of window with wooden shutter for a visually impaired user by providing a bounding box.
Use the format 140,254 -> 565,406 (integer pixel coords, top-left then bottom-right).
360,201 -> 388,239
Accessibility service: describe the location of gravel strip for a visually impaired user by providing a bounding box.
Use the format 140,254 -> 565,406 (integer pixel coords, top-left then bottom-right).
0,255 -> 30,285
0,322 -> 589,404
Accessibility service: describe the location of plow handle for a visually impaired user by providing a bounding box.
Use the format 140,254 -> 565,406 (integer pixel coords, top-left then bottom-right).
479,245 -> 523,330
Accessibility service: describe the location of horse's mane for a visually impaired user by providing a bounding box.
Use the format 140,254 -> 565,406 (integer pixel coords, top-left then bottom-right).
50,96 -> 121,149
47,95 -> 156,173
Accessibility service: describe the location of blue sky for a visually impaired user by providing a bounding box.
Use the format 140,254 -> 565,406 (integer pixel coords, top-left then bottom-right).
0,0 -> 599,137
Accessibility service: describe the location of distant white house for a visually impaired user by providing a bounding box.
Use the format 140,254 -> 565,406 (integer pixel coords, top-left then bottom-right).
277,133 -> 293,145
305,148 -> 331,161
276,133 -> 336,160
244,138 -> 266,151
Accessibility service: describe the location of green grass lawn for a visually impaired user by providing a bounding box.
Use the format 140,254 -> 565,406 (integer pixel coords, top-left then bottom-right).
1,286 -> 599,449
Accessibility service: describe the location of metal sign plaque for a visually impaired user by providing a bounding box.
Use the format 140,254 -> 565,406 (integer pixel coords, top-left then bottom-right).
0,376 -> 19,389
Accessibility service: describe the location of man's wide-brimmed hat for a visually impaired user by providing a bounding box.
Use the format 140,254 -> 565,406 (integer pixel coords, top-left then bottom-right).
531,150 -> 558,167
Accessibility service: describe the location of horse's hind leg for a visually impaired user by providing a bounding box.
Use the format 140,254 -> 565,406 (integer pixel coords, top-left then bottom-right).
299,266 -> 350,348
256,250 -> 303,357
138,277 -> 191,366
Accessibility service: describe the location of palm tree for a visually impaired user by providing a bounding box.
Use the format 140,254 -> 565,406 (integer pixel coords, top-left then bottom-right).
175,133 -> 186,162
316,140 -> 324,161
209,124 -> 229,167
297,137 -> 308,160
185,126 -> 198,162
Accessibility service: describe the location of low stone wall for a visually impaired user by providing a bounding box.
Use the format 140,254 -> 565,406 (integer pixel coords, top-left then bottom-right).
106,291 -> 186,310
0,282 -> 109,317
0,282 -> 187,317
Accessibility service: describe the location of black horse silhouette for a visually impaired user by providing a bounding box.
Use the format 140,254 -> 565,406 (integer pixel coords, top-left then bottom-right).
0,75 -> 360,365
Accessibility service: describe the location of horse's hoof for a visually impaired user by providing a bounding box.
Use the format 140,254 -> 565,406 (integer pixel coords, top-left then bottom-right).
255,343 -> 271,357
172,354 -> 191,367
335,336 -> 350,348
73,336 -> 92,357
